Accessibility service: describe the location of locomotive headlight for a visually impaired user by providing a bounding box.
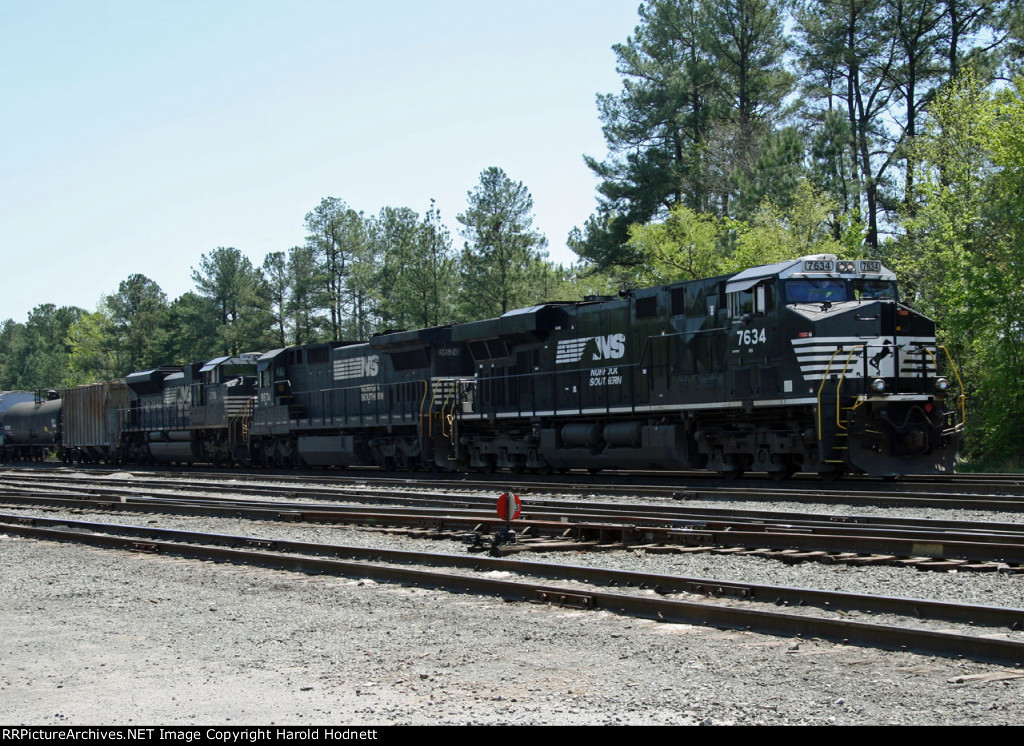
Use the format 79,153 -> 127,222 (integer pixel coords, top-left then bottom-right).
870,378 -> 887,393
934,377 -> 949,393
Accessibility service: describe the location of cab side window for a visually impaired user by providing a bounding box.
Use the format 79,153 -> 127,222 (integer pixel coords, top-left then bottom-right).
728,283 -> 773,318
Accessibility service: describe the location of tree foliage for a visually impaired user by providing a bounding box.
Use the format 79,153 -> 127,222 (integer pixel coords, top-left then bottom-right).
575,0 -> 796,269
457,167 -> 550,318
103,274 -> 169,373
0,305 -> 83,390
577,0 -> 1017,269
891,73 -> 1024,463
191,247 -> 272,356
624,179 -> 846,287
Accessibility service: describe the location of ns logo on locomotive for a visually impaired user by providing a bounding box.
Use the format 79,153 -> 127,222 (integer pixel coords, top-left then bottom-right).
1,255 -> 964,480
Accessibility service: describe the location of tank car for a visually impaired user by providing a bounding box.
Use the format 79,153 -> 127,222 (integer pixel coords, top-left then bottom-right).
0,391 -> 62,461
445,254 -> 963,479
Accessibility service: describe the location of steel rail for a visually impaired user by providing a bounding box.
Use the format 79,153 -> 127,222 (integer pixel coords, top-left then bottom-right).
6,485 -> 1024,550
6,465 -> 1024,506
5,476 -> 1024,539
4,488 -> 1024,565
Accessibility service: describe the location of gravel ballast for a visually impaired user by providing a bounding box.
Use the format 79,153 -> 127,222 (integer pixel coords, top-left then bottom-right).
3,471 -> 1024,725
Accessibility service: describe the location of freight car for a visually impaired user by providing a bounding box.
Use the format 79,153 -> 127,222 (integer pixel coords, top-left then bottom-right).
0,391 -> 62,461
60,381 -> 131,464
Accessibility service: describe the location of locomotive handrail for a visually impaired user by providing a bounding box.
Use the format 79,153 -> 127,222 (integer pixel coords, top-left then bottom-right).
417,379 -> 430,437
934,345 -> 967,434
816,345 -> 866,440
833,345 -> 867,431
439,380 -> 457,440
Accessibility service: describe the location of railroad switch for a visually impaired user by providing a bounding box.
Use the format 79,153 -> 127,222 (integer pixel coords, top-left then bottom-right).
465,527 -> 518,555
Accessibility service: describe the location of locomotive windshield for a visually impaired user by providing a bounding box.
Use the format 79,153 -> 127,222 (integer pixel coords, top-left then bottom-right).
784,279 -> 847,303
785,278 -> 898,304
853,279 -> 897,300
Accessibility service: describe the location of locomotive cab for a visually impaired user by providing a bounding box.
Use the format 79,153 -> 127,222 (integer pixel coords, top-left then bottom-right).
615,254 -> 963,479
249,343 -> 350,467
771,256 -> 963,476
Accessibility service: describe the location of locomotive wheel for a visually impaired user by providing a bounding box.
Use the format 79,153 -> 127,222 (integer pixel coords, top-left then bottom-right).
768,465 -> 796,481
719,466 -> 745,480
819,467 -> 845,482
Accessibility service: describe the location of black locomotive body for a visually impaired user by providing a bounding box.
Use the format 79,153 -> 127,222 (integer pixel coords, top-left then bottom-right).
248,328 -> 473,470
121,354 -> 259,465
447,255 -> 963,478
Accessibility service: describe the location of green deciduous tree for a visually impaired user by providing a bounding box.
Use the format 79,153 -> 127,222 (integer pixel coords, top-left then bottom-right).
66,311 -> 118,385
891,73 -> 1024,464
624,179 -> 846,287
625,205 -> 726,286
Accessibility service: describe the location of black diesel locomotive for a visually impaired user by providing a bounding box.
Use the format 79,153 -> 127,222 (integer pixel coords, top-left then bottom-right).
10,254 -> 964,479
441,253 -> 964,479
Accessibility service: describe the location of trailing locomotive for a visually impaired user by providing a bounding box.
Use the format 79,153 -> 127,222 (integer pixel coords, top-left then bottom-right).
7,254 -> 964,479
119,354 -> 259,465
248,328 -> 472,470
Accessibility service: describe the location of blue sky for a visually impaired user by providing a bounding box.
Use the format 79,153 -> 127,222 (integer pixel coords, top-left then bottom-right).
1,1 -> 640,322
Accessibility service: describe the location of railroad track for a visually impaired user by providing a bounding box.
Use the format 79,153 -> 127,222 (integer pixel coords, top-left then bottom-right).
3,512 -> 1022,666
6,464 -> 1024,509
4,473 -> 1024,571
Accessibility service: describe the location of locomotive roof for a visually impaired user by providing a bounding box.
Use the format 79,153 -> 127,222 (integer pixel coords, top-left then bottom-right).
726,255 -> 896,293
199,355 -> 259,373
125,366 -> 182,395
370,325 -> 455,351
452,303 -> 571,343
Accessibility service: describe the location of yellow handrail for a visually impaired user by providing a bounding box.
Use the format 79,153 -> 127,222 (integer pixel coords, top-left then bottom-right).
935,345 -> 967,433
816,345 -> 865,439
417,379 -> 430,435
